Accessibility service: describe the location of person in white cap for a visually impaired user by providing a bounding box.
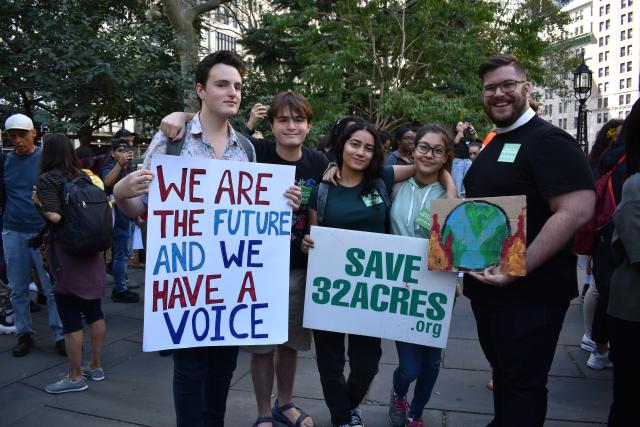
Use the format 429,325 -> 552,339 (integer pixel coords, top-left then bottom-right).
2,114 -> 64,357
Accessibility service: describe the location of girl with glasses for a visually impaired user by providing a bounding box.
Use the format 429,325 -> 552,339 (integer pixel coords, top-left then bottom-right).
387,124 -> 455,427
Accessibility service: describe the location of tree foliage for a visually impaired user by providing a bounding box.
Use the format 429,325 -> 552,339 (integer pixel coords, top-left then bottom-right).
0,0 -> 183,140
241,0 -> 573,139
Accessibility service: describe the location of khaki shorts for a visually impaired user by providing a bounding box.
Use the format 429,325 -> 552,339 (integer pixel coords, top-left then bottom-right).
245,269 -> 311,354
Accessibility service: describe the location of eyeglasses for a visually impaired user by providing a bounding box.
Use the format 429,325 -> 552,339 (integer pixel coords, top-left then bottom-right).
481,80 -> 526,97
415,143 -> 447,159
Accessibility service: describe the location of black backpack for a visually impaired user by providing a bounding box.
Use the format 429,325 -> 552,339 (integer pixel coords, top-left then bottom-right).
54,174 -> 113,256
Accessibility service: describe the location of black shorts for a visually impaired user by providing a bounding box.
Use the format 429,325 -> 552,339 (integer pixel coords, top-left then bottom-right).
54,293 -> 104,334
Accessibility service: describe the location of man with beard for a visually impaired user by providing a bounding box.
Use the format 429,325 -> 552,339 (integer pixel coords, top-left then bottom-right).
462,54 -> 595,426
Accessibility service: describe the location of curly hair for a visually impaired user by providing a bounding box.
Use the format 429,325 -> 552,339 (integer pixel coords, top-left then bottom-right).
589,119 -> 624,167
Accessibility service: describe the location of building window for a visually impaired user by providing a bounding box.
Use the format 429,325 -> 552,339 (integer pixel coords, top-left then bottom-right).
621,47 -> 626,56
599,21 -> 604,31
599,52 -> 604,61
600,5 -> 604,15
606,35 -> 610,45
629,12 -> 633,22
605,82 -> 609,92
216,32 -> 237,51
605,51 -> 609,60
622,0 -> 626,7
599,68 -> 603,77
628,29 -> 632,38
597,113 -> 602,123
620,94 -> 625,105
627,78 -> 632,88
628,62 -> 632,72
599,37 -> 604,46
622,30 -> 626,41
558,119 -> 562,127
604,97 -> 609,108
627,45 -> 632,55
605,66 -> 609,76
598,83 -> 603,93
598,97 -> 603,108
622,14 -> 626,25
621,79 -> 625,89
606,19 -> 610,29
606,4 -> 611,13
627,94 -> 632,104
563,118 -> 567,129
621,63 -> 626,72
604,112 -> 609,121
574,117 -> 578,128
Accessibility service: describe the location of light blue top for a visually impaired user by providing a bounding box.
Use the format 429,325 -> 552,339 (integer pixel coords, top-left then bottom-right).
390,178 -> 446,239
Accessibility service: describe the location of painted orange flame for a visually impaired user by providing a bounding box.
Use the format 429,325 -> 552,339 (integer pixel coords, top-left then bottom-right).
499,207 -> 527,276
428,213 -> 453,271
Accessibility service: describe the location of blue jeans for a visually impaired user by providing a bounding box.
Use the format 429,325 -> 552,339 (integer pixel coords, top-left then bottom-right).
173,346 -> 239,427
393,341 -> 442,418
452,158 -> 472,197
112,224 -> 133,293
2,229 -> 63,342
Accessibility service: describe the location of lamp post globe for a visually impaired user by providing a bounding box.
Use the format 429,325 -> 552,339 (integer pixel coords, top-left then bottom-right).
573,54 -> 592,155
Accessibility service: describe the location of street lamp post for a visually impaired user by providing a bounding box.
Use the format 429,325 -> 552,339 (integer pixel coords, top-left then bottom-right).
573,54 -> 592,156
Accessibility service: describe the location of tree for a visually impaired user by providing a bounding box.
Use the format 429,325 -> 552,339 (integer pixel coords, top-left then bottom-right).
160,0 -> 234,109
0,0 -> 183,142
241,0 -> 572,139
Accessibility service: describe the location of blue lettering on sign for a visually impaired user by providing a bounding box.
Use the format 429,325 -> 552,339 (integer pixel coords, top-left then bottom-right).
153,242 -> 206,274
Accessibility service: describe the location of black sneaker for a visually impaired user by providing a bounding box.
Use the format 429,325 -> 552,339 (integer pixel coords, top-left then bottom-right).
55,338 -> 67,356
13,334 -> 34,357
111,289 -> 140,303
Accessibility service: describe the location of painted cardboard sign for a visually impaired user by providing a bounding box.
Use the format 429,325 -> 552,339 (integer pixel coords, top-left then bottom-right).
428,196 -> 527,276
143,155 -> 295,351
304,226 -> 457,349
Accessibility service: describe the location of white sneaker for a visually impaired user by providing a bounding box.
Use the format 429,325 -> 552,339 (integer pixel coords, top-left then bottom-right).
580,334 -> 596,352
28,282 -> 37,292
587,351 -> 613,370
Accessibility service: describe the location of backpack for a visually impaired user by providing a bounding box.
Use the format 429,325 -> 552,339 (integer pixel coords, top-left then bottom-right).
54,173 -> 113,256
165,122 -> 256,162
575,154 -> 625,255
316,179 -> 391,229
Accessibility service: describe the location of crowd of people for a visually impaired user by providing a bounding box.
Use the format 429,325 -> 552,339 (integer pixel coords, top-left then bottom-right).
0,49 -> 638,427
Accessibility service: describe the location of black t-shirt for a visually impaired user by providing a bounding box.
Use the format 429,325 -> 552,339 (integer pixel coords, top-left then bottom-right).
462,115 -> 594,306
252,138 -> 329,269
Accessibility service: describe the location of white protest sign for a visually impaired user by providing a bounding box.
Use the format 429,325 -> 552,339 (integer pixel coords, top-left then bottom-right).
304,226 -> 457,348
143,155 -> 295,351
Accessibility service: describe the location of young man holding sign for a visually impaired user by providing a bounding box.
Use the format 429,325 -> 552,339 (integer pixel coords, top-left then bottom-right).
160,92 -> 327,427
114,52 -> 301,427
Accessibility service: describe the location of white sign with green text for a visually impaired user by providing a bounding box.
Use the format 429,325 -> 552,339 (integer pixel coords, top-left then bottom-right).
304,226 -> 457,348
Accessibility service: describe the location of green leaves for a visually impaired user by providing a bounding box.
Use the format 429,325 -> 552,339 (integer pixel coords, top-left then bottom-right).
0,0 -> 183,135
240,0 -> 571,140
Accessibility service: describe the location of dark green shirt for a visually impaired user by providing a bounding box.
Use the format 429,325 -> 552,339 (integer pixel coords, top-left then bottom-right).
310,167 -> 394,233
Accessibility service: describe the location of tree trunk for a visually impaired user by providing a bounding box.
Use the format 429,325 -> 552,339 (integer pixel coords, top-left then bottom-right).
161,0 -> 233,111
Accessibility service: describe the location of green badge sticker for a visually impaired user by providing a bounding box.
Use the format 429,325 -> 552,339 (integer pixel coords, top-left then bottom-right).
301,185 -> 312,205
361,191 -> 384,207
415,207 -> 431,230
497,143 -> 521,163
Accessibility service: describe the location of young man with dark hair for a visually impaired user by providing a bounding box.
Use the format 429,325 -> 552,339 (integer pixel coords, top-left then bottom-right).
116,50 -> 251,427
159,91 -> 326,427
115,52 -> 301,427
463,54 -> 595,426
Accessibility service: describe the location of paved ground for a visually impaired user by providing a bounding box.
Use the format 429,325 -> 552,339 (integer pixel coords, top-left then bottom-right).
1,266 -> 612,426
